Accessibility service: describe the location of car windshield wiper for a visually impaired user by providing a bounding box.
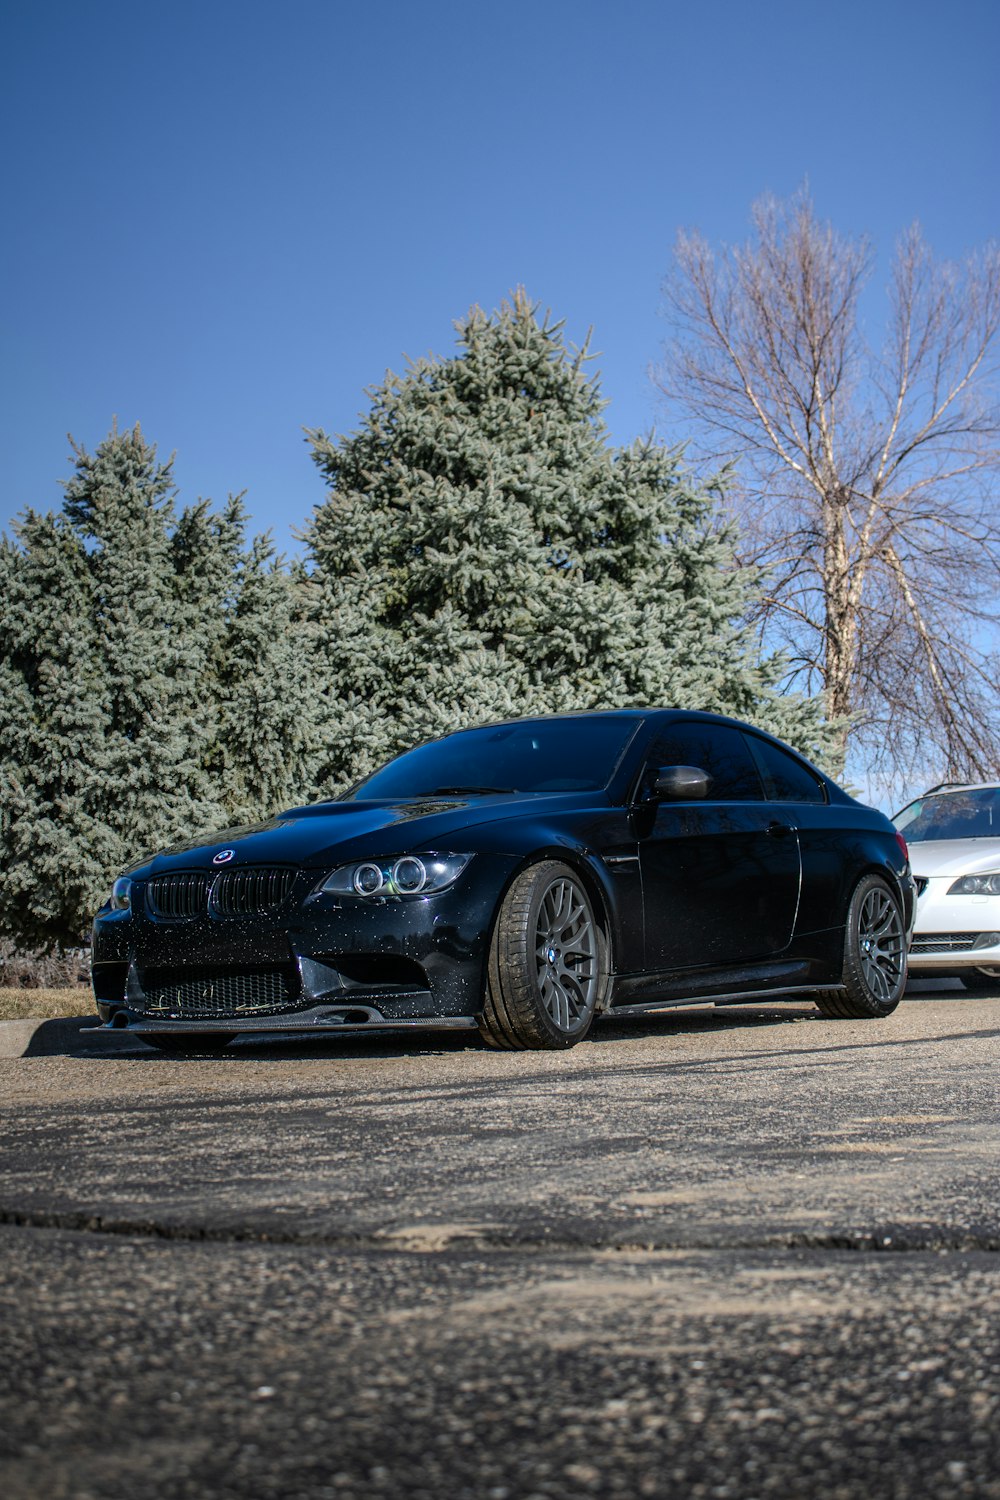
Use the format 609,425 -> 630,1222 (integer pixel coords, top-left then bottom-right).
417,785 -> 515,796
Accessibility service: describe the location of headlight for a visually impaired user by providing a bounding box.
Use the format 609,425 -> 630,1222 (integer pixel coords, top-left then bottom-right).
948,872 -> 1000,895
317,853 -> 472,898
108,876 -> 132,911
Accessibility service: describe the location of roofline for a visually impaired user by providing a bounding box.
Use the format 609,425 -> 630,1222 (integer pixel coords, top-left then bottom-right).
919,782 -> 1000,796
400,708 -> 837,787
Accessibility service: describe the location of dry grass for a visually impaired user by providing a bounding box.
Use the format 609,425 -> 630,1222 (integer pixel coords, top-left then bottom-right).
0,987 -> 96,1022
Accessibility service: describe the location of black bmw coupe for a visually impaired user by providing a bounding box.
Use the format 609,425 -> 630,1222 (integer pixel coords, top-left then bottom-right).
91,710 -> 915,1051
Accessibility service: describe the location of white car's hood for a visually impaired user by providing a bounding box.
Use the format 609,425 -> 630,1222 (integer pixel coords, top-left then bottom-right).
908,838 -> 1000,878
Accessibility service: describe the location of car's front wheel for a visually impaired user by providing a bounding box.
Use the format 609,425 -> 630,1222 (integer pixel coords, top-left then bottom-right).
478,860 -> 608,1050
814,873 -> 907,1018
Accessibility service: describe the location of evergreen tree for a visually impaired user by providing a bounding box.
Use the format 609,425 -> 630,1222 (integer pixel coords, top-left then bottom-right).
170,494 -> 321,822
0,513 -> 115,946
61,425 -> 222,847
305,293 -> 836,790
170,492 -> 247,764
0,425 -> 323,946
213,538 -> 322,823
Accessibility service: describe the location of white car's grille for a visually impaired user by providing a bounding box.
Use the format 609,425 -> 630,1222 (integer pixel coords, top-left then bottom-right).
911,932 -> 991,954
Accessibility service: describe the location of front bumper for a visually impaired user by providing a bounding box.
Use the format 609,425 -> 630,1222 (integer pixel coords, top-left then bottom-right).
907,876 -> 1000,972
91,853 -> 520,1032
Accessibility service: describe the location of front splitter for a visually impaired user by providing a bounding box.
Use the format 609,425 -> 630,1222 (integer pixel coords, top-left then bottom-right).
85,1004 -> 481,1038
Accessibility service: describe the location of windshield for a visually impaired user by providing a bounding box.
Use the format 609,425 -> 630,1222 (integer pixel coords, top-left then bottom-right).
894,787 -> 1000,841
346,716 -> 640,800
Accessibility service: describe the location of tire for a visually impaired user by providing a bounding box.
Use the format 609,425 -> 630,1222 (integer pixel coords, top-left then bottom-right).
143,1034 -> 234,1055
478,860 -> 609,1050
814,873 -> 907,1018
960,967 -> 1000,994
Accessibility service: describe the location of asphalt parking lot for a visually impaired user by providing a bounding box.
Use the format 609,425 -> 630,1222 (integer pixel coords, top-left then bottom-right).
2,982 -> 998,1499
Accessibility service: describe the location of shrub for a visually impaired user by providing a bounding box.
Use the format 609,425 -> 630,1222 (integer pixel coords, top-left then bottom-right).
0,937 -> 90,989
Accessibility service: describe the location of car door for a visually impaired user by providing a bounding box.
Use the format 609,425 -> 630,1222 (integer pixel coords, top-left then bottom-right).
741,729 -> 837,940
637,721 -> 802,972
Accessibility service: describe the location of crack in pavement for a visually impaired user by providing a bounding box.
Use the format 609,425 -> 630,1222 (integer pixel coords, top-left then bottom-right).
1,1205 -> 998,1254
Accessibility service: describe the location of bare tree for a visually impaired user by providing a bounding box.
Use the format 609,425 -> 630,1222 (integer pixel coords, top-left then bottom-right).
657,191 -> 1000,789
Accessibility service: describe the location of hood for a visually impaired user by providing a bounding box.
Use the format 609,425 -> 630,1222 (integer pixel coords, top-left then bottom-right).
908,837 -> 1000,879
126,791 -> 604,877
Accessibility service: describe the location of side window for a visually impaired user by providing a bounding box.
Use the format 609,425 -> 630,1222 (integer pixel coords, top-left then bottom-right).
647,722 -> 764,802
745,734 -> 827,804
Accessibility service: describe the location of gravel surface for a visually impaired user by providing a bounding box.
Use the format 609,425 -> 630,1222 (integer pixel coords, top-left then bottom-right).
2,988 -> 998,1498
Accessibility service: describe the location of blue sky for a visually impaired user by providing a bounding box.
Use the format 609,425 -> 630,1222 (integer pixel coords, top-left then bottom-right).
2,0 -> 997,552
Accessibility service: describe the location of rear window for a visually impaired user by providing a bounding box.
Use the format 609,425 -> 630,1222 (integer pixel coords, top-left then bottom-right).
745,735 -> 827,804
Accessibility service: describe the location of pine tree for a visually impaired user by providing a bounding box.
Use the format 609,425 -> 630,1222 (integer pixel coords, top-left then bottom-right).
0,514 -> 115,946
214,538 -> 322,823
304,293 -> 836,791
170,492 -> 252,814
0,424 -> 322,947
61,424 -> 222,848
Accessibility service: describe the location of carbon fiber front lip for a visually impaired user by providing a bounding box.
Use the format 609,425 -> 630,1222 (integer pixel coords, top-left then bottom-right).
84,1005 -> 480,1036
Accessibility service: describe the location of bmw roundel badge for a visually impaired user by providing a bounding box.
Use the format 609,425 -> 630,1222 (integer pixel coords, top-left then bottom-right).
213,848 -> 235,865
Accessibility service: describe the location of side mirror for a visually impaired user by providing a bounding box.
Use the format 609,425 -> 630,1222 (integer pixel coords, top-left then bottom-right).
652,765 -> 711,801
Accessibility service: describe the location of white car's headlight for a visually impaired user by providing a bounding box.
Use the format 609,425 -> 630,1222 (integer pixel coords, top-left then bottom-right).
948,872 -> 1000,895
317,853 -> 473,898
108,876 -> 132,911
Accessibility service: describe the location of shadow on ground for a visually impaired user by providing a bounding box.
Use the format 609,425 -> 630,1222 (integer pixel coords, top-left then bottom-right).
16,973 -> 988,1062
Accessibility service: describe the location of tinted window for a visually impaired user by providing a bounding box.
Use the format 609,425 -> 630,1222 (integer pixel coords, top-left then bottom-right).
348,716 -> 639,799
746,735 -> 827,803
646,722 -> 763,802
894,788 -> 1000,840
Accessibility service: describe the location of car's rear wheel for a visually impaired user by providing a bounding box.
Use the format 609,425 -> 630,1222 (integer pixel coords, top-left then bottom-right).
814,874 -> 907,1018
960,966 -> 1000,994
478,860 -> 608,1050
143,1034 -> 234,1055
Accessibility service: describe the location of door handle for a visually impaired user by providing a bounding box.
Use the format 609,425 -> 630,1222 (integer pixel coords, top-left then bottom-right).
766,821 -> 793,838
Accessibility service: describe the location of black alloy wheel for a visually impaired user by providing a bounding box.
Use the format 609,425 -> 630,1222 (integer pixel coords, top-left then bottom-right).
814,873 -> 907,1018
478,860 -> 608,1050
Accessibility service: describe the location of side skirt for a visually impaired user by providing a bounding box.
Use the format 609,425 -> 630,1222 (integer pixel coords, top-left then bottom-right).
610,956 -> 826,1008
609,982 -> 845,1019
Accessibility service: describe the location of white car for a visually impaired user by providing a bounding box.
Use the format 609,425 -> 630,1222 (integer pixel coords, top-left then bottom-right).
894,782 -> 1000,991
